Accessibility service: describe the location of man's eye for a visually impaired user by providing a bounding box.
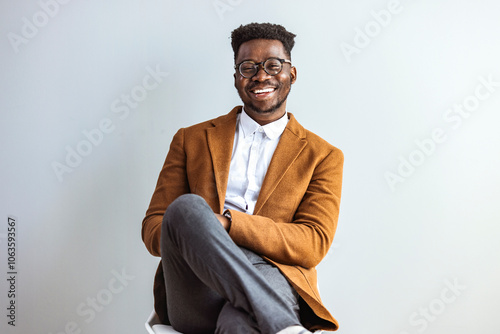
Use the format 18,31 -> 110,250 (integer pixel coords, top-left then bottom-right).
241,65 -> 255,72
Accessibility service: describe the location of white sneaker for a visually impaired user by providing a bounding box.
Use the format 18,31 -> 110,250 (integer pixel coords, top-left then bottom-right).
276,325 -> 313,334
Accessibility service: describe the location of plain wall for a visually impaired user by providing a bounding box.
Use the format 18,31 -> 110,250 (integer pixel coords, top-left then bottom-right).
1,0 -> 499,333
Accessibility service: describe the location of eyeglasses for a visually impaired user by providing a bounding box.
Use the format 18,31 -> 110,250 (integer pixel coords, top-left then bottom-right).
235,57 -> 292,78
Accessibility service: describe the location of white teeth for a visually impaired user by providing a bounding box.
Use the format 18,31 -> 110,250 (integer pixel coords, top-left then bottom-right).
253,88 -> 275,94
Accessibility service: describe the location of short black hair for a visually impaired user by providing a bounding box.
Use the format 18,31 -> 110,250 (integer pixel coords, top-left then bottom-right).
231,22 -> 296,61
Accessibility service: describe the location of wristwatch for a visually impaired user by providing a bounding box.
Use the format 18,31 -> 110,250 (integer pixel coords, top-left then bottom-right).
223,210 -> 232,230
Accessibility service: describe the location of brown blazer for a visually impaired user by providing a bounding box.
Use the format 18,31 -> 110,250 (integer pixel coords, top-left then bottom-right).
142,106 -> 344,331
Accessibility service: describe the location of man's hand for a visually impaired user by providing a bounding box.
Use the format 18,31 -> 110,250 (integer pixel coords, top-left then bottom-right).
215,213 -> 230,231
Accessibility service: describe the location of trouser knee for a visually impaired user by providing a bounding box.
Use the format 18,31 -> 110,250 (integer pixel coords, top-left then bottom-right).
216,302 -> 259,334
162,193 -> 214,235
163,193 -> 205,221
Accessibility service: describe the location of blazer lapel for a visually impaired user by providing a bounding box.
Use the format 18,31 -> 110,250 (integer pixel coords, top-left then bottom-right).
206,107 -> 240,212
254,113 -> 307,214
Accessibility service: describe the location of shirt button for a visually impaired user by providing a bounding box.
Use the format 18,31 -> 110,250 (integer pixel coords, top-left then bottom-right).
258,127 -> 264,133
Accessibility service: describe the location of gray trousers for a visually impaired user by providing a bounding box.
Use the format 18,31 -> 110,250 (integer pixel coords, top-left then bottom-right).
160,194 -> 301,334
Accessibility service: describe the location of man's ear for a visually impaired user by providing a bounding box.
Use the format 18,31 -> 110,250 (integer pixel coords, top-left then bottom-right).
290,66 -> 297,84
233,72 -> 237,88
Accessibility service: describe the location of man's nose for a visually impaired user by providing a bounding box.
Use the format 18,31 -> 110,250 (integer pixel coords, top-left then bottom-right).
252,65 -> 272,81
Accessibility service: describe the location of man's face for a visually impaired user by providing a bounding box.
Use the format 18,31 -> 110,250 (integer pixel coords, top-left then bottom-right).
234,39 -> 297,125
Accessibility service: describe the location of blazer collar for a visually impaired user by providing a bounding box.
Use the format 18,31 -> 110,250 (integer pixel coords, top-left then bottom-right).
206,106 -> 240,212
206,106 -> 308,214
254,112 -> 307,214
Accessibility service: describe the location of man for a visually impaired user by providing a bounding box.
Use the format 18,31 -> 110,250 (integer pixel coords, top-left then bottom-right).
142,22 -> 344,334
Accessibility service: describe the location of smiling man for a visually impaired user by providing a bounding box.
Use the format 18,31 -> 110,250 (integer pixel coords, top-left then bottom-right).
234,37 -> 296,124
142,23 -> 344,334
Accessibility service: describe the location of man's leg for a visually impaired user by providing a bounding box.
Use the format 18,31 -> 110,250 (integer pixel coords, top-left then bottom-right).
216,248 -> 300,334
216,302 -> 260,334
161,194 -> 301,334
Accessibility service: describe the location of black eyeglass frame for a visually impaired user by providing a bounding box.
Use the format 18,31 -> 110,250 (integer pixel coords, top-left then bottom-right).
234,57 -> 292,78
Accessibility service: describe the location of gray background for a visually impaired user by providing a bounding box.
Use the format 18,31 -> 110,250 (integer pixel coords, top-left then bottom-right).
1,0 -> 499,333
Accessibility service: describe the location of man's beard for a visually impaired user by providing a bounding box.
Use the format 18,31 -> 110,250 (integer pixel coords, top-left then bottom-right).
243,79 -> 292,114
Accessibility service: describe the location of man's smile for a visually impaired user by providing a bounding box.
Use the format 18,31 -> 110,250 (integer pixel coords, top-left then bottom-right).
249,86 -> 277,99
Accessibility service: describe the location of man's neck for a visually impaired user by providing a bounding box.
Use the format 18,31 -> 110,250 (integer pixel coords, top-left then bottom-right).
242,106 -> 287,126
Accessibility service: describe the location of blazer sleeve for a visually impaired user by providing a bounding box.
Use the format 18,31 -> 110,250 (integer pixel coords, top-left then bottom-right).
141,128 -> 190,257
227,147 -> 344,269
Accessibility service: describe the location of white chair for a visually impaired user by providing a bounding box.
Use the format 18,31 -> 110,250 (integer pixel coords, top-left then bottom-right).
145,310 -> 183,334
146,309 -> 324,333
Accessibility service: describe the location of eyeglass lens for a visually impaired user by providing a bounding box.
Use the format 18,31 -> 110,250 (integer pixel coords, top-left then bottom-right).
239,58 -> 284,78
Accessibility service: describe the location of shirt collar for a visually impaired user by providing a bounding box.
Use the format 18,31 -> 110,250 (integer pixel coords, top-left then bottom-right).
239,108 -> 288,140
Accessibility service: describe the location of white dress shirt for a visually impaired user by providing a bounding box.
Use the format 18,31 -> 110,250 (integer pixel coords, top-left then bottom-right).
223,109 -> 289,215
